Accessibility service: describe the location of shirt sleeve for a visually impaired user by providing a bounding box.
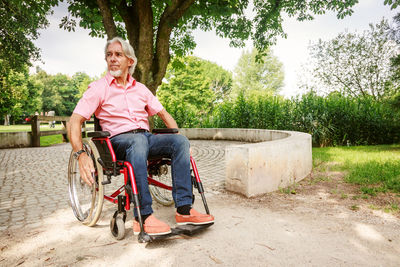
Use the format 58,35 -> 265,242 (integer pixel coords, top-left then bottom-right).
146,89 -> 164,116
73,81 -> 103,120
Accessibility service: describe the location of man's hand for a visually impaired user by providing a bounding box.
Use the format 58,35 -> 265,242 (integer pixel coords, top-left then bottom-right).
69,113 -> 95,186
78,152 -> 95,186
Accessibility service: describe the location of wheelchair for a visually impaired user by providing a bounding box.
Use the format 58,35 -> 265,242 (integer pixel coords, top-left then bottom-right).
67,123 -> 212,243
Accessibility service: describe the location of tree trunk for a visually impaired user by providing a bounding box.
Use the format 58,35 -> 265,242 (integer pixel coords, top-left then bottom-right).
4,114 -> 10,126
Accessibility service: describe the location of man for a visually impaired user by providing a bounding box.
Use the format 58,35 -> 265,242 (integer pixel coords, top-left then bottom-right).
69,37 -> 214,236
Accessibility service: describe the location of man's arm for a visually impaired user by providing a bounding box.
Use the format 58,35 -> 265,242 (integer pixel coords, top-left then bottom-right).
68,113 -> 95,186
157,109 -> 178,129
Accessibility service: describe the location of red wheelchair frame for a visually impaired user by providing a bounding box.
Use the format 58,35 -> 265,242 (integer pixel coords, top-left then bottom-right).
72,127 -> 211,242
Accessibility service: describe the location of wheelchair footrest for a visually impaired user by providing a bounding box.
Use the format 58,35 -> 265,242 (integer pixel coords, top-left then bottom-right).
150,223 -> 214,241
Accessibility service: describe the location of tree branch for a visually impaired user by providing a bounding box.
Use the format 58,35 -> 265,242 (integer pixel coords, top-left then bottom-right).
115,0 -> 138,49
96,0 -> 118,39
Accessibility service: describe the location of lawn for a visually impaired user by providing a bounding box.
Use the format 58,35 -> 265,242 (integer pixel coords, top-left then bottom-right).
313,144 -> 400,195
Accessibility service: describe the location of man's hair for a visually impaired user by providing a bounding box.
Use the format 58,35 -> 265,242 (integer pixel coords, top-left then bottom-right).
105,37 -> 138,76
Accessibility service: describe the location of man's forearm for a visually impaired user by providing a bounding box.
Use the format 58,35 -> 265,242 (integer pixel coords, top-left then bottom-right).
68,113 -> 85,152
157,109 -> 178,129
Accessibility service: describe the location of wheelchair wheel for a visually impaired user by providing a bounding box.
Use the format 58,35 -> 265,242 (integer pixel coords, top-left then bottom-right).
149,164 -> 174,206
68,138 -> 104,226
110,213 -> 126,240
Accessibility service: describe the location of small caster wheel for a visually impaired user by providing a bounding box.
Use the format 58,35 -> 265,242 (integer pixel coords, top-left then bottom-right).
110,214 -> 126,240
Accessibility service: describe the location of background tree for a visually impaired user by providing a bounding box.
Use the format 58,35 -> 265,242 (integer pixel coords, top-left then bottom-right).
232,47 -> 284,98
157,56 -> 232,127
72,72 -> 94,98
0,68 -> 29,125
61,0 -> 362,93
58,74 -> 80,116
0,0 -> 57,73
34,71 -> 73,116
388,12 -> 400,109
306,19 -> 399,100
21,76 -> 43,117
0,0 -> 57,122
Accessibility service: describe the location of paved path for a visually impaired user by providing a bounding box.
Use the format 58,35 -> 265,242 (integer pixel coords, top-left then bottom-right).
0,140 -> 238,231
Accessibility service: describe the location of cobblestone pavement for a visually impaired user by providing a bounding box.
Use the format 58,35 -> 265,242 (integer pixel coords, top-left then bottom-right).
0,140 -> 241,231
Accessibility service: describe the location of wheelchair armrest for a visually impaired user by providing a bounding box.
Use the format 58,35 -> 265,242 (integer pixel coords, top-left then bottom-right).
152,128 -> 179,134
87,131 -> 111,138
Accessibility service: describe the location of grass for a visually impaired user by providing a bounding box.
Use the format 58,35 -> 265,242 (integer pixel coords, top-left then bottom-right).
40,135 -> 65,147
313,144 -> 400,194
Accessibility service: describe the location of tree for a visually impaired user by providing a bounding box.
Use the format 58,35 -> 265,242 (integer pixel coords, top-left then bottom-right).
232,47 -> 284,97
21,76 -> 43,117
72,72 -> 94,98
34,71 -> 72,116
58,74 -> 80,115
387,11 -> 400,109
0,0 -> 57,73
157,56 -> 232,126
0,67 -> 29,124
306,19 -> 399,100
0,0 -> 57,121
61,0 -> 363,93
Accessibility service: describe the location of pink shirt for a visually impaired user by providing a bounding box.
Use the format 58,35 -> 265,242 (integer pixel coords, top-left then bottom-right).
73,72 -> 163,137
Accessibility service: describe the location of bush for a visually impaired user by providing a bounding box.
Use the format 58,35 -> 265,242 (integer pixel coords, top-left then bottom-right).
161,91 -> 400,147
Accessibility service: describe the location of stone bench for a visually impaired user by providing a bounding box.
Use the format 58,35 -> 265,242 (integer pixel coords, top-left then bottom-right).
179,128 -> 312,197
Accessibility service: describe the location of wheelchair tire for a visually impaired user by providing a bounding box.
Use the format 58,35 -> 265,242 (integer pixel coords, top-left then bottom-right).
110,215 -> 125,240
68,138 -> 104,227
149,164 -> 174,206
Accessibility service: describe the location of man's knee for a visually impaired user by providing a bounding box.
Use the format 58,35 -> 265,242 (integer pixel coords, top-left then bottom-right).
173,134 -> 190,150
173,134 -> 190,155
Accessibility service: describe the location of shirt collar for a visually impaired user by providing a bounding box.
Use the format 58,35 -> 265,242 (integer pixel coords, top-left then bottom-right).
105,72 -> 136,87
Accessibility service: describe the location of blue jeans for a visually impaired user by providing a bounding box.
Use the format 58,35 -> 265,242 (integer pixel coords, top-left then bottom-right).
110,132 -> 193,216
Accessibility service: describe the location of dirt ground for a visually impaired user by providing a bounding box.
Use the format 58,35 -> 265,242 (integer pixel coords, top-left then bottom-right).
1,170 -> 399,267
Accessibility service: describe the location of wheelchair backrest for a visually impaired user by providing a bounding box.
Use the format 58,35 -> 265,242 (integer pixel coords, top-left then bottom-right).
91,138 -> 116,170
94,115 -> 102,132
91,116 -> 117,170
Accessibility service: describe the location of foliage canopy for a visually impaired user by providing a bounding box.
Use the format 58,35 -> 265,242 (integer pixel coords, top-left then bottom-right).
0,0 -> 57,119
0,0 -> 57,73
61,0 -> 363,92
157,56 -> 232,127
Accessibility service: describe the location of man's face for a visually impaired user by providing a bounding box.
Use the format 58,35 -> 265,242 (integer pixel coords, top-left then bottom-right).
106,42 -> 134,77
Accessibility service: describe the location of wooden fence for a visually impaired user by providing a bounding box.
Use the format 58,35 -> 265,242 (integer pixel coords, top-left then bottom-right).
30,115 -> 93,147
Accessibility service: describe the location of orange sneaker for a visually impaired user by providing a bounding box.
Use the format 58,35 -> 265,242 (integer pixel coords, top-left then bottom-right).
133,215 -> 171,236
175,208 -> 214,225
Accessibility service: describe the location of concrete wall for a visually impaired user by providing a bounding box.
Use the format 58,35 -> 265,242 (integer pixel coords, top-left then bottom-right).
180,128 -> 312,197
0,132 -> 32,149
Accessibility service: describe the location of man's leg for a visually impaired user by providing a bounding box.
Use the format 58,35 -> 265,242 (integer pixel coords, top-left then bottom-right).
111,132 -> 153,216
148,133 -> 193,208
111,132 -> 171,235
148,133 -> 214,225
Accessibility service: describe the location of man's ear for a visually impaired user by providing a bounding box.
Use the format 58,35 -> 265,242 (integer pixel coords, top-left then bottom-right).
128,58 -> 134,67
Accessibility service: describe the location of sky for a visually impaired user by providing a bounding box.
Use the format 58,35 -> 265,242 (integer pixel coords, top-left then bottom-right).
32,0 -> 398,98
